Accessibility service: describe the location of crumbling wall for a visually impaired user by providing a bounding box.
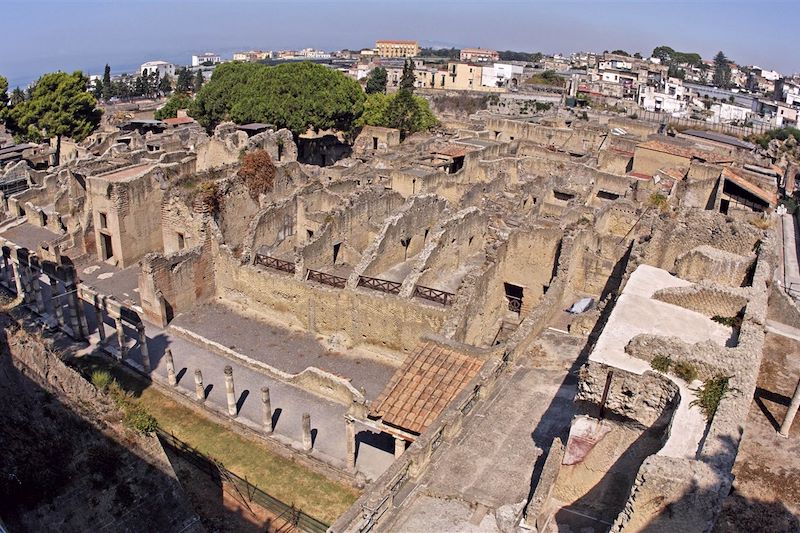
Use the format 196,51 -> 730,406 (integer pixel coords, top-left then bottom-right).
243,196 -> 298,257
674,245 -> 754,287
139,242 -> 215,326
160,193 -> 208,255
216,176 -> 261,251
651,284 -> 748,318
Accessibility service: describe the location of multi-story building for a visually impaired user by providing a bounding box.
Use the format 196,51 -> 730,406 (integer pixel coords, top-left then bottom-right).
299,48 -> 332,59
233,50 -> 272,62
376,40 -> 420,58
460,48 -> 499,62
140,60 -> 176,79
637,79 -> 689,114
191,52 -> 221,67
481,62 -> 524,88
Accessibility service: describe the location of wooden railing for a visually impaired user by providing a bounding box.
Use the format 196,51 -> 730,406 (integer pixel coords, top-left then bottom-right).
357,275 -> 402,295
413,285 -> 455,306
254,253 -> 296,274
306,269 -> 347,289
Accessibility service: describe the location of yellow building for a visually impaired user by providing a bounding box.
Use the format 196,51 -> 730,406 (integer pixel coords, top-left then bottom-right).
376,40 -> 420,58
442,62 -> 484,91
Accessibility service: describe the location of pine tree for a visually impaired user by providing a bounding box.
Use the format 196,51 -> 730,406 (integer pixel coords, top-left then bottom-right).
102,64 -> 112,100
158,74 -> 172,96
399,60 -> 416,94
176,68 -> 193,93
194,70 -> 204,93
713,51 -> 732,88
92,79 -> 103,100
10,87 -> 25,106
365,67 -> 388,94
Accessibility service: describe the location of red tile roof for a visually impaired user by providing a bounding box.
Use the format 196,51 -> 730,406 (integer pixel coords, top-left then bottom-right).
162,116 -> 195,126
722,167 -> 777,206
371,342 -> 484,434
636,140 -> 731,163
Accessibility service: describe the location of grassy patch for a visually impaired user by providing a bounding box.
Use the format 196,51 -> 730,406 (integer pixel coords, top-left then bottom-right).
691,376 -> 733,422
71,354 -> 358,524
673,361 -> 698,383
712,315 -> 743,328
650,355 -> 672,373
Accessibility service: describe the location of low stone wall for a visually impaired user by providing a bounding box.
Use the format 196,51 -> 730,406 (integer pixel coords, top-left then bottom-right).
767,283 -> 800,329
674,245 -> 754,288
652,284 -> 748,318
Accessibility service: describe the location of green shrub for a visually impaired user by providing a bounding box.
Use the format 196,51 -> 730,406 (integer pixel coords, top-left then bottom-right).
673,361 -> 698,382
123,404 -> 159,434
648,193 -> 668,211
711,315 -> 742,328
91,370 -> 112,391
650,355 -> 672,373
691,376 -> 733,421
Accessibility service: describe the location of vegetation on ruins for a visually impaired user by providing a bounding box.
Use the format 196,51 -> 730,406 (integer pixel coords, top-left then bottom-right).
650,355 -> 673,373
650,356 -> 698,382
154,93 -> 194,120
92,370 -> 159,434
365,66 -> 388,94
691,375 -> 735,421
647,192 -> 669,211
525,70 -> 565,87
357,92 -> 437,135
238,149 -> 276,199
711,314 -> 743,328
748,126 -> 800,149
5,71 -> 102,164
190,61 -> 365,135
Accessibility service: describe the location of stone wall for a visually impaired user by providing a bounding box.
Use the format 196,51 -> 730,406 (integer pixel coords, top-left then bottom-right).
674,245 -> 754,287
651,284 -> 748,318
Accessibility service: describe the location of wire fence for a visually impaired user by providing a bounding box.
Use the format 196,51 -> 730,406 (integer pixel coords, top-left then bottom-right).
157,429 -> 329,533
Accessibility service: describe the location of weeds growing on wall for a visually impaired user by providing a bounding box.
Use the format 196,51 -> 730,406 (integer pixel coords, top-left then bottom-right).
673,361 -> 698,382
91,372 -> 158,434
691,376 -> 734,421
650,355 -> 673,373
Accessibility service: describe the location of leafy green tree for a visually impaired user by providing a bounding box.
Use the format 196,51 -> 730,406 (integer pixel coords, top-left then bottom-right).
190,61 -> 365,135
652,46 -> 675,62
358,92 -> 437,136
194,70 -> 204,93
92,79 -> 103,100
365,67 -> 388,94
7,71 -> 101,164
0,75 -> 8,109
10,87 -> 25,106
158,74 -> 173,96
610,49 -> 630,57
102,64 -> 112,100
176,68 -> 193,93
154,93 -> 193,120
713,51 -> 732,88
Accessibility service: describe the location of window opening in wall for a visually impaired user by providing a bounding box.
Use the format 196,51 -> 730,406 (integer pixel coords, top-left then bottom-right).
373,137 -> 379,150
277,143 -> 283,162
307,229 -> 314,239
17,205 -> 25,217
424,228 -> 429,242
177,232 -> 185,250
596,190 -> 620,201
468,236 -> 474,247
99,212 -> 108,229
504,282 -> 524,314
333,242 -> 341,264
720,199 -> 730,215
400,237 -> 411,260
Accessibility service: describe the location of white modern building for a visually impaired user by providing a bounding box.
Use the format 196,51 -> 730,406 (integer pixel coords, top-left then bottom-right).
638,80 -> 689,114
140,61 -> 176,79
191,52 -> 222,67
481,62 -> 524,88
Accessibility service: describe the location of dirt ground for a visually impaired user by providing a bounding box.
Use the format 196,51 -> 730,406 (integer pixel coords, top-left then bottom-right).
714,331 -> 800,532
166,447 -> 301,533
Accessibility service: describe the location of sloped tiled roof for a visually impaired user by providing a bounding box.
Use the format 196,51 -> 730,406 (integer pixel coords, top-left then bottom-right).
637,140 -> 731,163
371,342 -> 484,434
722,167 -> 778,206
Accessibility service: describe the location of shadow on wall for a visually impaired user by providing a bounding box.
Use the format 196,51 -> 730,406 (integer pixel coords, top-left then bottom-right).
297,135 -> 352,167
0,320 -> 200,532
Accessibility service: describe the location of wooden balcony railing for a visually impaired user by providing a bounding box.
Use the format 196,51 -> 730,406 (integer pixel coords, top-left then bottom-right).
254,253 -> 296,274
413,285 -> 455,306
357,275 -> 402,295
306,269 -> 347,289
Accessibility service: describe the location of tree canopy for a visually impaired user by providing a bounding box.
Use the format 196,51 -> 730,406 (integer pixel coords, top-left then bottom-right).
154,93 -> 193,120
357,92 -> 437,135
190,61 -> 365,135
365,67 -> 388,94
6,71 -> 101,163
651,46 -> 703,67
176,68 -> 193,93
0,75 -> 8,110
713,51 -> 732,88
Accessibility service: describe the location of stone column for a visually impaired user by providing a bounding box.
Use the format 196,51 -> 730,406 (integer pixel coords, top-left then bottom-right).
65,283 -> 85,340
29,268 -> 46,314
394,436 -> 406,459
11,261 -> 25,298
114,317 -> 127,359
165,349 -> 177,386
345,418 -> 356,469
302,413 -> 313,451
779,377 -> 800,438
224,365 -> 237,417
20,264 -> 34,305
194,369 -> 205,402
94,295 -> 107,343
1,253 -> 11,287
48,277 -> 66,328
136,324 -> 150,372
261,387 -> 273,434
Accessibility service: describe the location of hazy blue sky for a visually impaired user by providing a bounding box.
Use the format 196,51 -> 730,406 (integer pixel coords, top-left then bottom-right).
1,0 -> 797,88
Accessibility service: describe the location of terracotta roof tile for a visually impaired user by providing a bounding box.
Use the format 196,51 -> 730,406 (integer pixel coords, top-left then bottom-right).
637,140 -> 731,163
371,342 -> 484,434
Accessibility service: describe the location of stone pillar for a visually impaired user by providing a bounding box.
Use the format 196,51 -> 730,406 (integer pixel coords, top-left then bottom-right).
29,268 -> 46,314
1,253 -> 11,287
194,369 -> 205,402
11,261 -> 25,298
345,418 -> 356,469
165,349 -> 177,386
65,283 -> 85,340
302,413 -> 313,451
48,277 -> 66,328
136,324 -> 150,372
224,365 -> 237,417
20,263 -> 34,305
94,295 -> 107,343
261,386 -> 273,434
779,377 -> 800,438
394,436 -> 406,459
114,317 -> 127,359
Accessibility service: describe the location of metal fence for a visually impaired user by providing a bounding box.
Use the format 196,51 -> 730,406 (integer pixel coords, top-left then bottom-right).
157,429 -> 329,533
